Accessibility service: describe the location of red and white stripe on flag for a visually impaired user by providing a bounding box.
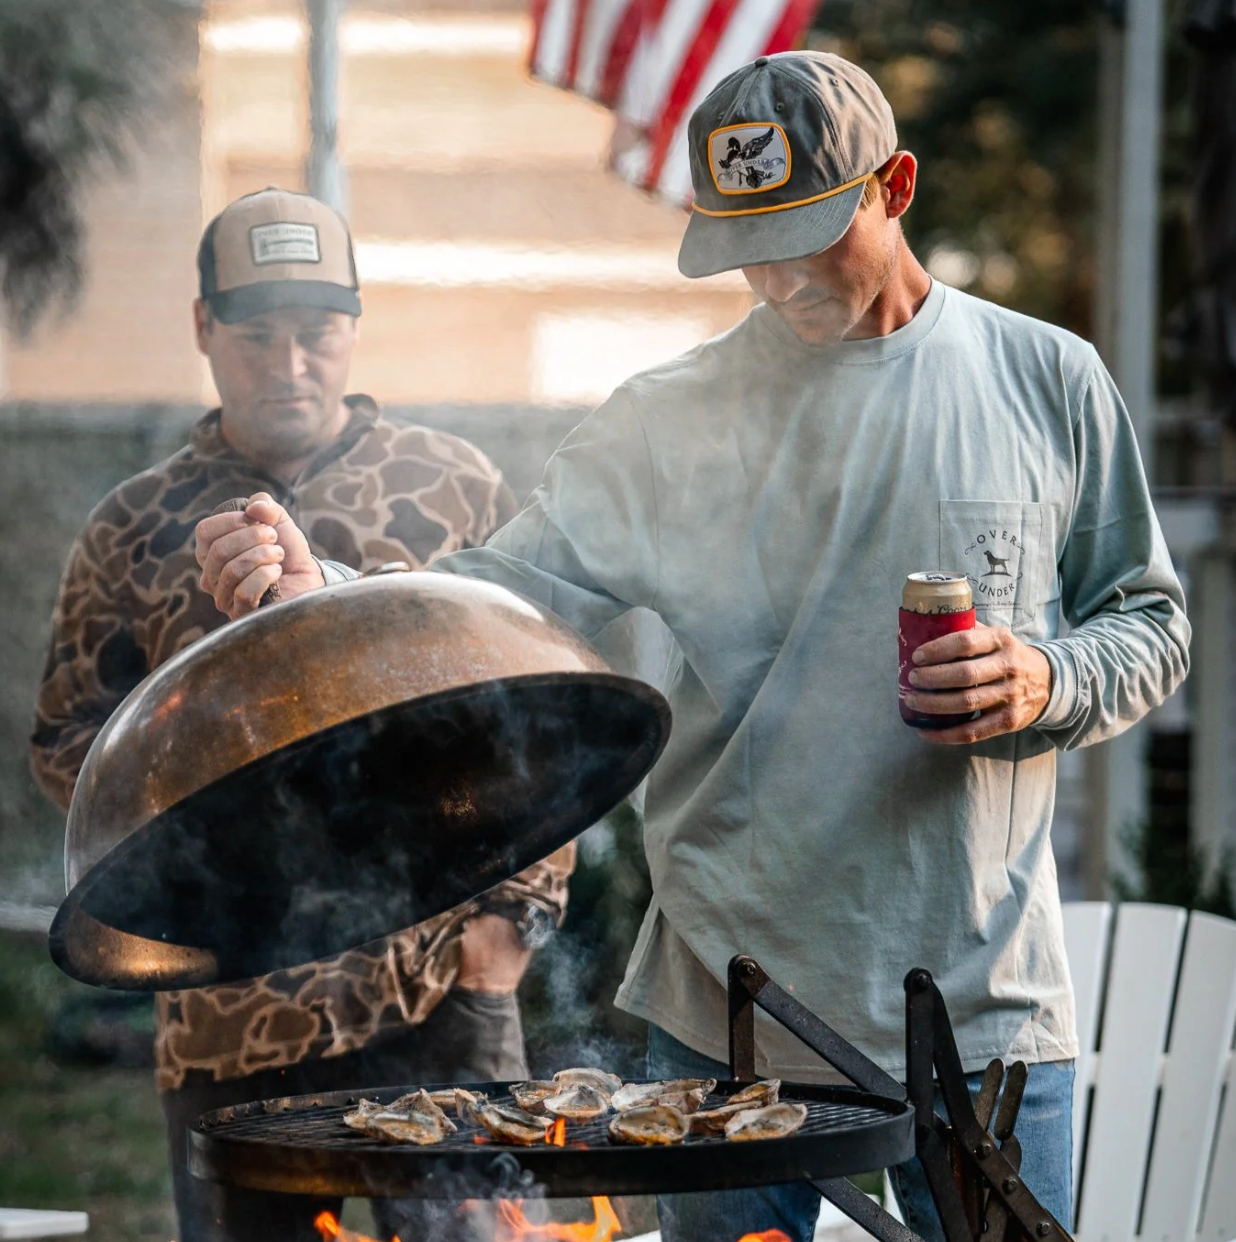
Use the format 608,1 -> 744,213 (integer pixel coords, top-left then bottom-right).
529,0 -> 821,207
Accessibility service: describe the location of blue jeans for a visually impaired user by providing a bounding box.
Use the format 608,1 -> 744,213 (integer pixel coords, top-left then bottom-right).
648,1024 -> 1074,1242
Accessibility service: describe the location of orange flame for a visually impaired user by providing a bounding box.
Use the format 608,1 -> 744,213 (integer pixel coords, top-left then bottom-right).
312,1211 -> 402,1242
545,1117 -> 567,1146
497,1195 -> 622,1242
736,1233 -> 793,1242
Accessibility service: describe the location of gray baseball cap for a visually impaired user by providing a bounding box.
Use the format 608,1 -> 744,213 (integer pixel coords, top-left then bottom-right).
678,51 -> 897,279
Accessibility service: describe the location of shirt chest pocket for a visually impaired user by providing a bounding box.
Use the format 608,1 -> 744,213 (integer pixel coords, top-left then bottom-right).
939,500 -> 1049,631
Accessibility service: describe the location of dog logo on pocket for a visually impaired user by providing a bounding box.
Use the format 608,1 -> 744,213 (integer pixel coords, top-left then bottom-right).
981,549 -> 1011,577
962,528 -> 1026,602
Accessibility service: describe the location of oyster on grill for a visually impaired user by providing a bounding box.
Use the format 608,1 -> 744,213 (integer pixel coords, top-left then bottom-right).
729,1079 -> 781,1108
723,1102 -> 808,1142
361,1090 -> 458,1145
690,1079 -> 783,1133
607,1104 -> 690,1146
543,1084 -> 611,1121
610,1078 -> 716,1113
453,1089 -> 488,1123
342,1098 -> 384,1132
554,1067 -> 623,1098
475,1103 -> 556,1146
509,1080 -> 559,1113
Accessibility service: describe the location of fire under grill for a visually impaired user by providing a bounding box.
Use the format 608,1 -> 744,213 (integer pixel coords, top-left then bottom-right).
188,1080 -> 913,1200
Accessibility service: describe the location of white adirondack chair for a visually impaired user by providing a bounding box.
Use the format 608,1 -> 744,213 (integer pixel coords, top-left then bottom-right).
1062,901 -> 1236,1242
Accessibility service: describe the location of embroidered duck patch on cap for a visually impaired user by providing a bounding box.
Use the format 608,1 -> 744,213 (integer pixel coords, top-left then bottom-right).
709,123 -> 791,195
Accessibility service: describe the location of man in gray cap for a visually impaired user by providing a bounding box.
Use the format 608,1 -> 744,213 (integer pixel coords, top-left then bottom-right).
196,55 -> 1189,1241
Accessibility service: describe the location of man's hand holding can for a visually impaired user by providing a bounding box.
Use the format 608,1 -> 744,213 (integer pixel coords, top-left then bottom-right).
898,571 -> 1054,745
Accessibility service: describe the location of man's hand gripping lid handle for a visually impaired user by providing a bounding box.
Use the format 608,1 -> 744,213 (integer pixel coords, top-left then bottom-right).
195,492 -> 326,620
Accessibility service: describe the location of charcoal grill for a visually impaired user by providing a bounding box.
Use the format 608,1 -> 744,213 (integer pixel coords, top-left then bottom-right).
188,957 -> 1077,1242
187,1079 -> 911,1200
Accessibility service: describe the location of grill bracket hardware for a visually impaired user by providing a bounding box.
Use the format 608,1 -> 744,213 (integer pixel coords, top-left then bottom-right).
725,956 -> 1078,1242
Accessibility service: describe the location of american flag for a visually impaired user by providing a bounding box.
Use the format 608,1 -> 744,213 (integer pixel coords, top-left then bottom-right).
529,0 -> 822,206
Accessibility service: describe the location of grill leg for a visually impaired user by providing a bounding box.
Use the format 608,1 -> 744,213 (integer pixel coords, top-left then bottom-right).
904,969 -> 1075,1242
810,1176 -> 926,1242
725,957 -> 1077,1242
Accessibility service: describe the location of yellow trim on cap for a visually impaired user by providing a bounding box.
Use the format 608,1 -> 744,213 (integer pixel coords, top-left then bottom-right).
708,122 -> 792,196
692,170 -> 871,218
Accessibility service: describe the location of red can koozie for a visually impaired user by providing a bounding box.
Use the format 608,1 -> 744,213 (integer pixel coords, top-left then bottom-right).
898,572 -> 980,730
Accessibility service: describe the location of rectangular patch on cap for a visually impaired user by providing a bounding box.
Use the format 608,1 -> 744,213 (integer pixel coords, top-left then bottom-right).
709,123 -> 791,195
249,221 -> 322,265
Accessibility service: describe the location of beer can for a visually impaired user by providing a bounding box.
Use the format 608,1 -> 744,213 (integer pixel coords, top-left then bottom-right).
898,572 -> 980,730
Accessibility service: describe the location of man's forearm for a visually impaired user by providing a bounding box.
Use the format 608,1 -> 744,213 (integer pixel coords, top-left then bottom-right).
1032,595 -> 1190,749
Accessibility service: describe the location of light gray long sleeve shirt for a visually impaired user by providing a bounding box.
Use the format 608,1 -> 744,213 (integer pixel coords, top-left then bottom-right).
331,281 -> 1190,1076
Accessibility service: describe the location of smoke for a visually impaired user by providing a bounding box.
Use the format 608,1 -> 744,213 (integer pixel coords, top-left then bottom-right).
0,0 -> 185,335
521,806 -> 653,1081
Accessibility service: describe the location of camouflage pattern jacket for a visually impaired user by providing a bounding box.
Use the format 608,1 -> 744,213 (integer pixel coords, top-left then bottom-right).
31,396 -> 575,1091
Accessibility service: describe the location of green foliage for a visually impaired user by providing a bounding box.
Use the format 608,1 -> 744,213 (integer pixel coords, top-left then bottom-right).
0,931 -> 174,1239
810,0 -> 1100,335
1113,820 -> 1236,917
809,0 -> 1196,358
0,0 -> 187,333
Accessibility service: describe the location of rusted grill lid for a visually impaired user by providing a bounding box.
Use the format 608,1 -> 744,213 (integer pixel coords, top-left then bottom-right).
49,574 -> 670,990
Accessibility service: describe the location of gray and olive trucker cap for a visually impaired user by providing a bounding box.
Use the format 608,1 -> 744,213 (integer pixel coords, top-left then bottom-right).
678,52 -> 897,279
197,188 -> 362,323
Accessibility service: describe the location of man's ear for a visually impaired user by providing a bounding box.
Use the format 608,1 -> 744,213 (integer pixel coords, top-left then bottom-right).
878,151 -> 917,220
193,298 -> 212,356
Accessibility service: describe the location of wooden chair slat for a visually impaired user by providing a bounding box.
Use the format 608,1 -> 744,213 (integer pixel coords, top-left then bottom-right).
1062,900 -> 1115,1203
1140,912 -> 1236,1241
1074,903 -> 1187,1242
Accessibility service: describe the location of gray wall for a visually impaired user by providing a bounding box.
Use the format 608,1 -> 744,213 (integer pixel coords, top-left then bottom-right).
0,400 -> 588,905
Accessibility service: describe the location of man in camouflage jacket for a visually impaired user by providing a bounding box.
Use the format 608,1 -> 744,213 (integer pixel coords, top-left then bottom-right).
30,189 -> 574,1242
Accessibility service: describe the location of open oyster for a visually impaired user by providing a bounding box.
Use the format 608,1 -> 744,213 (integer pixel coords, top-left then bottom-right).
509,1080 -> 559,1113
475,1103 -> 556,1146
342,1098 -> 384,1132
554,1067 -> 623,1098
607,1104 -> 690,1146
354,1090 -> 458,1145
723,1102 -> 808,1142
690,1080 -> 782,1134
453,1089 -> 488,1124
610,1078 -> 716,1114
543,1083 -> 611,1121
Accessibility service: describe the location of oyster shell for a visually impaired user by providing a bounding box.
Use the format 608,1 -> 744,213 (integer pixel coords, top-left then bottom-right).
723,1102 -> 808,1142
554,1067 -> 623,1098
509,1080 -> 559,1114
453,1089 -> 488,1124
475,1103 -> 556,1146
691,1080 -> 783,1132
610,1078 -> 716,1113
342,1098 -> 384,1132
607,1104 -> 690,1146
543,1084 -> 611,1121
363,1091 -> 457,1145
728,1079 -> 781,1108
